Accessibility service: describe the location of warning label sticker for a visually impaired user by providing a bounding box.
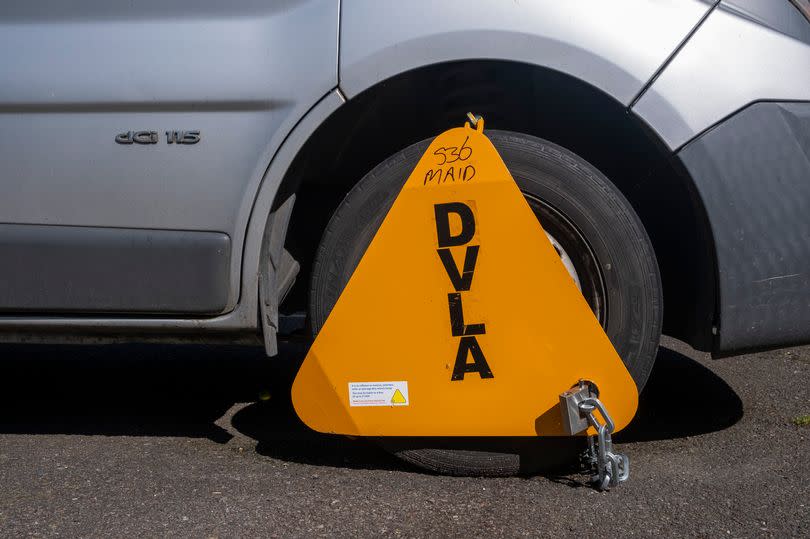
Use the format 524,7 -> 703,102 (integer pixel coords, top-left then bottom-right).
348,381 -> 409,407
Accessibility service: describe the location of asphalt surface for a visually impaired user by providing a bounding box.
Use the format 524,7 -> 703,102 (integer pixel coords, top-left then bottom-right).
0,336 -> 807,537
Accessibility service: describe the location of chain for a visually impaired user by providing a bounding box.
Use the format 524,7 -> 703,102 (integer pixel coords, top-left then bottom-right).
578,396 -> 629,490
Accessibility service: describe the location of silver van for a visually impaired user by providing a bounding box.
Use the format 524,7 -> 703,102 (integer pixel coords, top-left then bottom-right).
1,0 -> 809,474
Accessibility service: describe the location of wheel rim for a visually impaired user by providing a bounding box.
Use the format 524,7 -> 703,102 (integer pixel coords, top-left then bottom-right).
522,193 -> 608,326
544,230 -> 582,292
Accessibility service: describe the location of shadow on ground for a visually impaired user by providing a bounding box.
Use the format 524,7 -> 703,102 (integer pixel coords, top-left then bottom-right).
0,342 -> 271,442
0,341 -> 743,471
616,346 -> 744,443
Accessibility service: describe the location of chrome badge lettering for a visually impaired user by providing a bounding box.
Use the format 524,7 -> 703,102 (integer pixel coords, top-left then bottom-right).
166,130 -> 201,144
115,130 -> 200,145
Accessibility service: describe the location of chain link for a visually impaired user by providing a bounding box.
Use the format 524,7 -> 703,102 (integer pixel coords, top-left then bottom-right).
579,396 -> 629,490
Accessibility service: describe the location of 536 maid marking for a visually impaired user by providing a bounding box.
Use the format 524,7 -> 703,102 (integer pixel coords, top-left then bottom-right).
424,136 -> 476,186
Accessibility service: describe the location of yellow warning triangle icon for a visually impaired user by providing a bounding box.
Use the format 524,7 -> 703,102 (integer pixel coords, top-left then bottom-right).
391,389 -> 407,405
292,119 -> 638,437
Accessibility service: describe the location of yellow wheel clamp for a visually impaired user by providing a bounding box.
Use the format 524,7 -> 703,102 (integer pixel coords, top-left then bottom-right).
292,116 -> 638,489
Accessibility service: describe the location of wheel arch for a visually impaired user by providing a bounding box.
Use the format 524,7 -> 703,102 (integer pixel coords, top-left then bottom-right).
275,60 -> 718,351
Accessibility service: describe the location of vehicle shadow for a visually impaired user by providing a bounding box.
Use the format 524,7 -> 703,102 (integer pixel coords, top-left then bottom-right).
0,340 -> 403,470
0,341 -> 743,472
616,345 -> 744,443
0,342 -> 269,443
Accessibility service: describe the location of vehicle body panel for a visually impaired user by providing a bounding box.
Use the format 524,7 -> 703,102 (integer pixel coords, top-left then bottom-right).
633,2 -> 810,149
0,225 -> 230,314
678,102 -> 810,352
721,0 -> 810,44
340,0 -> 712,106
630,1 -> 810,352
0,90 -> 346,340
0,0 -> 338,313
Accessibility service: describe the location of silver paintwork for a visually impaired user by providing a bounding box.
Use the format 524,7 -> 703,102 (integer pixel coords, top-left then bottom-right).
722,0 -> 810,44
0,90 -> 346,337
0,0 -> 339,312
633,5 -> 810,149
340,0 -> 711,106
